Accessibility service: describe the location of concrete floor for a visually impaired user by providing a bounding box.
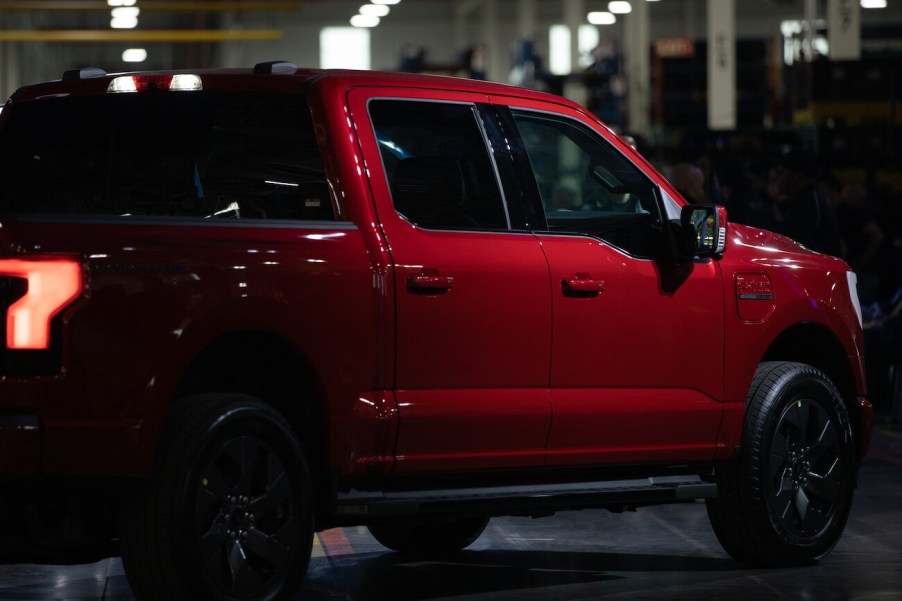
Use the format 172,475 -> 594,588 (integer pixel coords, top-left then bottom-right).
2,428 -> 901,601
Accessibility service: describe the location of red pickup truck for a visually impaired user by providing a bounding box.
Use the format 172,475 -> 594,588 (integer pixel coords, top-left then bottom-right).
0,64 -> 872,601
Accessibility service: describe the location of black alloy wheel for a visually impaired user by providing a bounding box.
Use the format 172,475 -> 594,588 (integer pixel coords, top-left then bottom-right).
121,394 -> 313,601
194,434 -> 303,598
706,361 -> 856,567
766,395 -> 845,539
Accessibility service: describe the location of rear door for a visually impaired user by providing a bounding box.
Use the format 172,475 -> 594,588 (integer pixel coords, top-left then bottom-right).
347,88 -> 552,474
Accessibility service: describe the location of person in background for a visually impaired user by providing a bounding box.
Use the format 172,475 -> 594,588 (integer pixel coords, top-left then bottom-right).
669,162 -> 706,204
716,156 -> 776,231
769,150 -> 841,257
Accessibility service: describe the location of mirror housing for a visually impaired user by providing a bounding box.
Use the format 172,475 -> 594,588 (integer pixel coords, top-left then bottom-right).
680,204 -> 727,257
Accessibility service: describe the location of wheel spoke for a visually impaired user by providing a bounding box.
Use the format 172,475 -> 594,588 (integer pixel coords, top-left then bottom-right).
793,487 -> 810,524
228,540 -> 266,596
249,471 -> 292,519
801,504 -> 827,533
808,419 -> 838,464
805,471 -> 841,504
784,399 -> 812,439
196,486 -> 220,519
769,451 -> 790,482
239,438 -> 261,491
774,486 -> 794,520
219,437 -> 258,492
245,526 -> 291,569
200,522 -> 228,573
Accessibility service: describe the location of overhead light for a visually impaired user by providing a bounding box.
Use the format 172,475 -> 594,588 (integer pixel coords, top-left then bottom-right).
350,14 -> 380,27
111,6 -> 140,19
860,0 -> 886,7
360,4 -> 390,17
588,11 -> 616,25
608,1 -> 632,13
111,5 -> 139,27
371,0 -> 400,4
111,15 -> 139,28
122,48 -> 147,62
107,0 -> 136,5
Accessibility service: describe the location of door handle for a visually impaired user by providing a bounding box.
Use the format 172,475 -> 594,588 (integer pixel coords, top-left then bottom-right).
407,273 -> 454,294
562,275 -> 605,298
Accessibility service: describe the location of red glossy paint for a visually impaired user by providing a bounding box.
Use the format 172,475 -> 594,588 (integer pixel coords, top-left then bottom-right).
0,67 -> 869,487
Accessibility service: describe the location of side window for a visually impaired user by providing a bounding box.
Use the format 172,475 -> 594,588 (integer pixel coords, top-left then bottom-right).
369,100 -> 509,231
511,109 -> 662,257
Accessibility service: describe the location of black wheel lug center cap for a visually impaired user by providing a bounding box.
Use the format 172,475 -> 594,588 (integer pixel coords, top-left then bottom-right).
222,495 -> 254,537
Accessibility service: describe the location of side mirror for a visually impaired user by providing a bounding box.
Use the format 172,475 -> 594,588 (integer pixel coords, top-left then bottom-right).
680,204 -> 727,257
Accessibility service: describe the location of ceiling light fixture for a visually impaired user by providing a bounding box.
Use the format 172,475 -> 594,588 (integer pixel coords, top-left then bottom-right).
350,14 -> 380,27
371,0 -> 400,4
360,4 -> 390,17
110,5 -> 139,29
588,11 -> 617,25
860,0 -> 886,7
608,1 -> 632,13
122,48 -> 147,62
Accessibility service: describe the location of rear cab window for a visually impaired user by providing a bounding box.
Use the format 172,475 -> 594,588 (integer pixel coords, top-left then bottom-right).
0,91 -> 334,221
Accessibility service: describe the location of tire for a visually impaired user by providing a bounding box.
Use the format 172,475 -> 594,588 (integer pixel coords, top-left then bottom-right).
121,394 -> 314,601
706,361 -> 856,567
367,516 -> 489,554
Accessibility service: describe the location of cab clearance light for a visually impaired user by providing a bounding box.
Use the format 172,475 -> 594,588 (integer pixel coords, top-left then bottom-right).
107,74 -> 202,93
0,259 -> 83,350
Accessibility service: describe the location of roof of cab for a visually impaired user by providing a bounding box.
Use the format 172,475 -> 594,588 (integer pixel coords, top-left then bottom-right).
8,64 -> 578,113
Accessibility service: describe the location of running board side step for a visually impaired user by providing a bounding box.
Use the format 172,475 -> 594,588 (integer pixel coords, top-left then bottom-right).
335,475 -> 717,519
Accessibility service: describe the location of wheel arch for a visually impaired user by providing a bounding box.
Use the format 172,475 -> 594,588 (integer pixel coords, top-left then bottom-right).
172,329 -> 330,518
760,321 -> 861,452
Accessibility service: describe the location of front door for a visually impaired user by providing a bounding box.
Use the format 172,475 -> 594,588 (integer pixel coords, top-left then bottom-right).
498,102 -> 726,466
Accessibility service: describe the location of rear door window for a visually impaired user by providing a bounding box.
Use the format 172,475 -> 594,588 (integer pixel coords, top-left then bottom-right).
368,100 -> 510,231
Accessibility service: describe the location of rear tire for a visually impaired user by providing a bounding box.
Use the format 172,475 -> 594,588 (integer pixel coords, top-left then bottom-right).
368,516 -> 489,554
121,394 -> 313,601
706,361 -> 856,566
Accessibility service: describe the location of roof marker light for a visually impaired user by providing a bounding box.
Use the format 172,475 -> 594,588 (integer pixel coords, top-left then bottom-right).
0,258 -> 82,350
170,74 -> 203,91
107,74 -> 202,93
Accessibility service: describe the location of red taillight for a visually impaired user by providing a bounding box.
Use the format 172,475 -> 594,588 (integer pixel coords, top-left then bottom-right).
131,74 -> 174,92
0,258 -> 82,350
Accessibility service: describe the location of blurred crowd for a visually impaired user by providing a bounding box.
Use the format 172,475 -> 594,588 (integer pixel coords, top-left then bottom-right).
665,150 -> 902,418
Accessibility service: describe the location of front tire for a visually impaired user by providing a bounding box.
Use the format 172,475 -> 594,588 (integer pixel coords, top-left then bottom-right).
368,516 -> 489,554
121,394 -> 313,601
706,361 -> 856,566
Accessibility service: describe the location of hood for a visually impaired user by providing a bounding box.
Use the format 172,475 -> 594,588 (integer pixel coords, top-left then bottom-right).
727,223 -> 848,272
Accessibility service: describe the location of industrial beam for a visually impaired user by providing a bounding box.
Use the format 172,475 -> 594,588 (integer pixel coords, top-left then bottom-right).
0,1 -> 300,10
0,29 -> 283,41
